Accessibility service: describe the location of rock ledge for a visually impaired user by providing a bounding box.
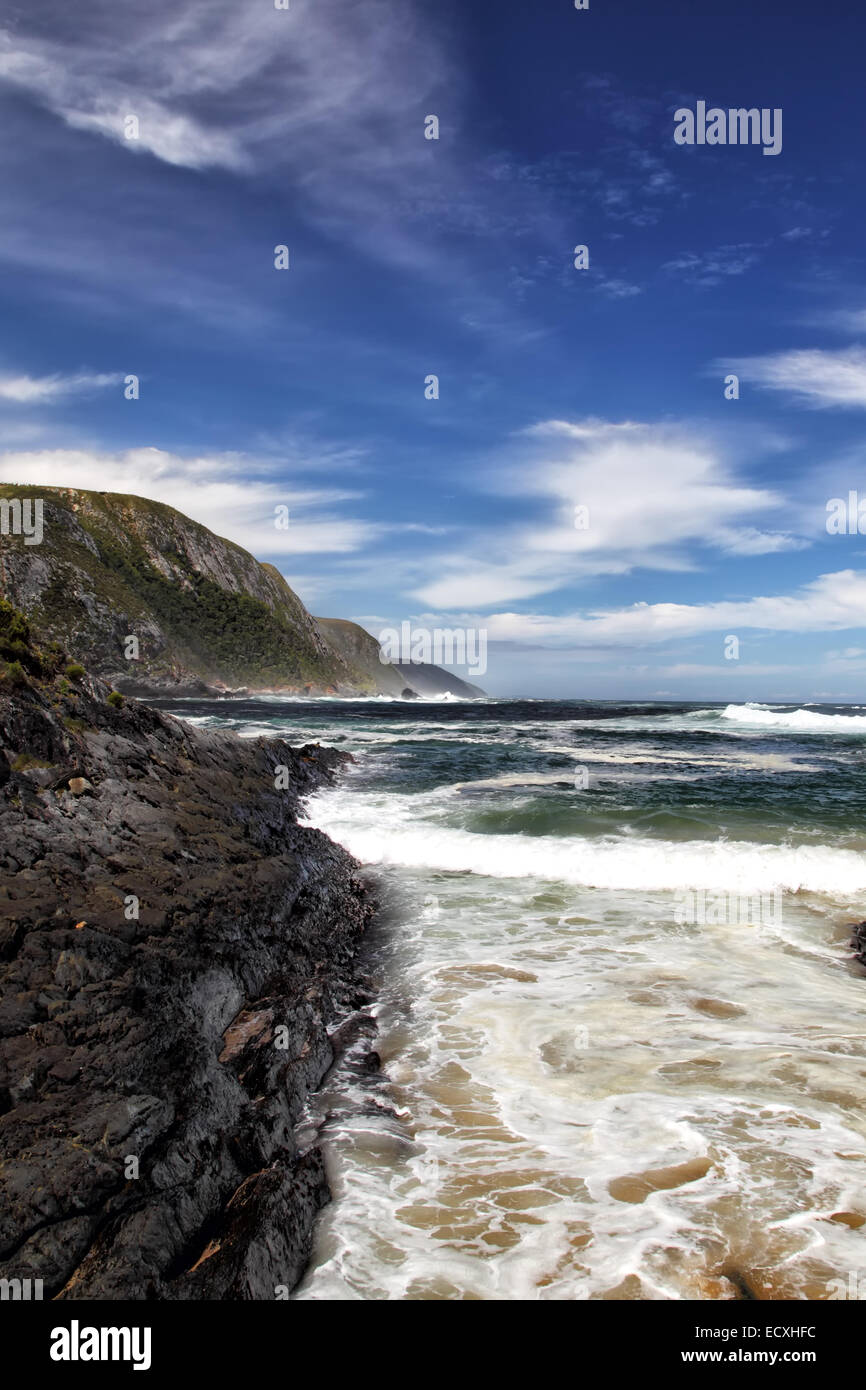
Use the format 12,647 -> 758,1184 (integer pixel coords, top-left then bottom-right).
0,634 -> 373,1299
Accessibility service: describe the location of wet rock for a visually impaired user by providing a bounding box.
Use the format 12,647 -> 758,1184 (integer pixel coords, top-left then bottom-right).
0,668 -> 374,1300
608,1156 -> 713,1205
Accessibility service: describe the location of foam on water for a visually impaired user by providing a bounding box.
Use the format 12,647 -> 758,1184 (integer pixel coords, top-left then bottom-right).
722,704 -> 866,733
295,868 -> 866,1301
302,785 -> 866,898
163,696 -> 866,1300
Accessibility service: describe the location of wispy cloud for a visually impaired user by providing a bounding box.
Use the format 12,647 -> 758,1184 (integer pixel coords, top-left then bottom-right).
426,568 -> 866,649
0,372 -> 120,403
0,1 -> 451,176
663,243 -> 763,287
824,307 -> 866,333
597,278 -> 643,299
729,346 -> 866,408
0,0 -> 474,324
413,417 -> 804,609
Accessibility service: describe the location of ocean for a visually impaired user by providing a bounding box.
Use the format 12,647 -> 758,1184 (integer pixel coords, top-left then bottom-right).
168,697 -> 866,1301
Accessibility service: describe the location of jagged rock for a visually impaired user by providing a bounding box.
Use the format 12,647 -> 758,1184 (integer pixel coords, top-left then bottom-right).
0,647 -> 375,1300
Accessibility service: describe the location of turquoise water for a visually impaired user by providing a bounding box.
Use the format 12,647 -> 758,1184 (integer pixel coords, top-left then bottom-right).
167,698 -> 866,1300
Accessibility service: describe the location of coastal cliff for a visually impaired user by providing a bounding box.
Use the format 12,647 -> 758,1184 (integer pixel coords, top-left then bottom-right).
0,601 -> 376,1298
0,484 -> 483,699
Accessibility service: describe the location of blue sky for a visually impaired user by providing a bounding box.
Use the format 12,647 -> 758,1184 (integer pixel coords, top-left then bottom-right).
1,0 -> 865,698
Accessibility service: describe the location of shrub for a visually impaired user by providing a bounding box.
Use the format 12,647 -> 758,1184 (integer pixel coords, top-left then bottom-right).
106,690 -> 124,708
0,598 -> 42,676
2,660 -> 28,688
65,663 -> 86,679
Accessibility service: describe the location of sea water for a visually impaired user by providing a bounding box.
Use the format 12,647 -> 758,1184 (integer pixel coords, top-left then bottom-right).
169,698 -> 866,1301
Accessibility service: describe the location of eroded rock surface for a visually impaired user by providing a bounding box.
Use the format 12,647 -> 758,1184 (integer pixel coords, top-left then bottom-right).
0,659 -> 374,1299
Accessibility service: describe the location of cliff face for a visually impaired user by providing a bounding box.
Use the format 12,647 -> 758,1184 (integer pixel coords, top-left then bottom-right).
0,485 -> 369,695
312,617 -> 407,697
315,616 -> 487,700
0,604 -> 377,1298
0,485 -> 485,699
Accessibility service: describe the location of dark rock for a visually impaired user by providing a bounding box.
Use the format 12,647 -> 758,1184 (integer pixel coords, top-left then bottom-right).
0,662 -> 374,1300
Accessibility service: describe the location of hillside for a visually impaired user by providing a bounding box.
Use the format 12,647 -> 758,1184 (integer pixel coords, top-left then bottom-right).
312,617 -> 406,697
0,485 -> 483,698
314,617 -> 486,700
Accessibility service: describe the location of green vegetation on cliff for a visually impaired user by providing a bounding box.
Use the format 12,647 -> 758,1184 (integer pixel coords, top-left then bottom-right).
0,483 -> 484,697
0,597 -> 42,679
0,485 -> 367,692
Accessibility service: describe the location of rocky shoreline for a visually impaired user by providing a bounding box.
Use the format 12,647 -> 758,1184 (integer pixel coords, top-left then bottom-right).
0,611 -> 377,1299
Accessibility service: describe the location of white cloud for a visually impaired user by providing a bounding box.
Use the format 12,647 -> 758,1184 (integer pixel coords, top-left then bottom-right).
69,105 -> 244,172
0,446 -> 379,556
523,418 -> 645,441
597,278 -> 643,299
461,569 -> 866,647
662,244 -> 763,287
713,525 -> 809,556
0,0 -> 560,351
0,0 -> 511,330
0,27 -> 244,170
822,646 -> 866,670
826,308 -> 866,333
0,372 -> 120,402
652,662 -> 800,678
0,2 -> 455,181
414,417 -> 803,608
730,347 -> 866,409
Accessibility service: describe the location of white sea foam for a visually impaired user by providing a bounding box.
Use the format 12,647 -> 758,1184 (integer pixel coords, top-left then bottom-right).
296,858 -> 866,1301
304,788 -> 866,897
194,700 -> 866,1301
722,703 -> 866,733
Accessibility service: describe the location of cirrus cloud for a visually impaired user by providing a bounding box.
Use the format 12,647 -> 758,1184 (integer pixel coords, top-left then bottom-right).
413,417 -> 805,609
726,347 -> 866,409
0,372 -> 121,403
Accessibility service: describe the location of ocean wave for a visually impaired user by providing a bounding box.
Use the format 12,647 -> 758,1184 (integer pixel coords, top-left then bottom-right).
721,704 -> 866,733
304,795 -> 866,896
